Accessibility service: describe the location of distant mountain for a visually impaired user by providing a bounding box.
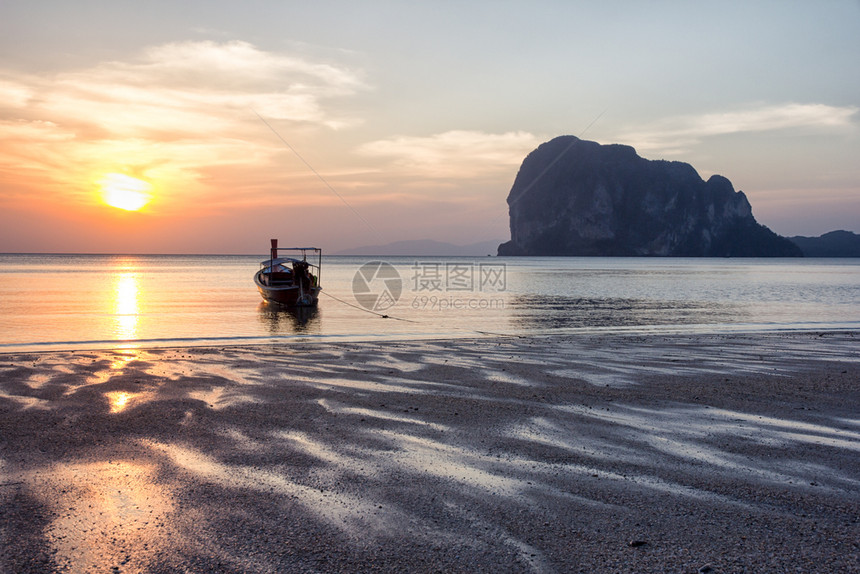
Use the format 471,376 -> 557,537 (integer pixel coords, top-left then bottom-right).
498,136 -> 802,257
788,230 -> 860,257
335,239 -> 502,256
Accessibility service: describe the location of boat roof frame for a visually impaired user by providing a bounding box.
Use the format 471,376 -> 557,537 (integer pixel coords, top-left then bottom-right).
260,247 -> 322,286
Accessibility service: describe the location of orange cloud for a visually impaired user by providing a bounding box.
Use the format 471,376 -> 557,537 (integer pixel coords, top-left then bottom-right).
0,41 -> 367,218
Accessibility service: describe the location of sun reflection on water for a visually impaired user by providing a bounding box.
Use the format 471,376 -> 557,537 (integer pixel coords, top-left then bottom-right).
109,350 -> 139,370
113,272 -> 139,341
106,391 -> 133,413
103,390 -> 153,414
43,460 -> 175,573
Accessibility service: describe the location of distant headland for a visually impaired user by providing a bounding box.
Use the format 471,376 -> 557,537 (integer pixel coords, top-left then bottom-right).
498,136 -> 803,257
787,230 -> 860,257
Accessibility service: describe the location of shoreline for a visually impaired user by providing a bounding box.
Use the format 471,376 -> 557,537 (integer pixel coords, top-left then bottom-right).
3,324 -> 859,356
2,331 -> 858,572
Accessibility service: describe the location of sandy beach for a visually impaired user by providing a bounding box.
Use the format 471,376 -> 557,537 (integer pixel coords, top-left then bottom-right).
1,331 -> 858,573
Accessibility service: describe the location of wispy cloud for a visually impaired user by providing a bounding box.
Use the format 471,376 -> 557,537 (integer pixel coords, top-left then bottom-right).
8,40 -> 365,131
356,130 -> 541,178
617,103 -> 858,155
0,41 -> 367,212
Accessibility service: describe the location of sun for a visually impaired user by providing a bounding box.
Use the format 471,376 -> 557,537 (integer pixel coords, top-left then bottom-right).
99,173 -> 153,211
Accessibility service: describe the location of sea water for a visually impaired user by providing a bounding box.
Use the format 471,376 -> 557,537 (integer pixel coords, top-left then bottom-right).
1,254 -> 858,352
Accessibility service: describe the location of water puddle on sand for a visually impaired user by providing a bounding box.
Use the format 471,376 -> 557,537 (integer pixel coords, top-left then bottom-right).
373,430 -> 527,498
85,349 -> 148,385
104,390 -> 154,413
548,403 -> 860,490
480,367 -> 532,386
316,398 -> 449,431
24,372 -> 52,389
701,408 -> 860,452
187,386 -> 256,410
147,441 -> 401,539
37,460 -> 175,574
217,427 -> 268,452
272,430 -> 377,476
0,392 -> 49,409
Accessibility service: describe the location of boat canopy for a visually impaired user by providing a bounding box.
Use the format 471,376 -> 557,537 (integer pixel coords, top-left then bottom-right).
260,257 -> 308,266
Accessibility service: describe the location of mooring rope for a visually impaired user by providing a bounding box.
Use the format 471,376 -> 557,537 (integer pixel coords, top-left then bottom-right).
319,290 -> 518,338
319,290 -> 420,323
254,110 -> 385,244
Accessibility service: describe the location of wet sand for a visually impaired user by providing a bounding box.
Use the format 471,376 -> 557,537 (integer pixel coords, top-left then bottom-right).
1,331 -> 858,573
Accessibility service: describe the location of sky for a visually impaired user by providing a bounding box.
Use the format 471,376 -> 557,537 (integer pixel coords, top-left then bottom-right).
1,1 -> 858,254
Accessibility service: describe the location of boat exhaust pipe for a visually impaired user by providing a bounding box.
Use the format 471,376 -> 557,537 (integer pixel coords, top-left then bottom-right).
270,238 -> 278,262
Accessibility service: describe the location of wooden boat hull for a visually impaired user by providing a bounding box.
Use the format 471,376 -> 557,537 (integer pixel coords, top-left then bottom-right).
254,270 -> 320,307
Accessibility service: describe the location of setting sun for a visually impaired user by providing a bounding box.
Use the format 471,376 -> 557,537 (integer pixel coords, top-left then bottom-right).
99,173 -> 153,211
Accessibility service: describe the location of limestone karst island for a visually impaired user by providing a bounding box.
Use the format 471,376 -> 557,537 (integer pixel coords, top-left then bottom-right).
498,136 -> 803,257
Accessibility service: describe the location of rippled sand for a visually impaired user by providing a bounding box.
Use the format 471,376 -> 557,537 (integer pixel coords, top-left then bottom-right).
1,332 -> 858,573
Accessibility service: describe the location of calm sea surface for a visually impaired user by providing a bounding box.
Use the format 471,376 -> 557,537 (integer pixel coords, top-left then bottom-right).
1,254 -> 859,352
